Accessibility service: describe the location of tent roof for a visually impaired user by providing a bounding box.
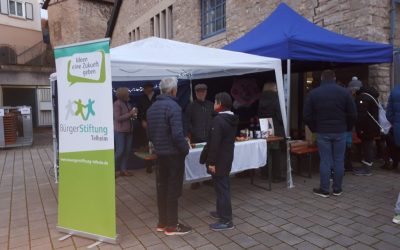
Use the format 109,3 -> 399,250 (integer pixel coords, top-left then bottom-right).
110,37 -> 282,81
224,3 -> 393,63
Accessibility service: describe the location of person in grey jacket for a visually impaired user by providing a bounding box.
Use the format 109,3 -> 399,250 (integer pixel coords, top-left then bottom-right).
147,77 -> 191,236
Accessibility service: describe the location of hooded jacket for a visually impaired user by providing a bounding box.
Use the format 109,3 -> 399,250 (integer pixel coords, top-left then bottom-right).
386,85 -> 400,146
147,95 -> 189,156
205,111 -> 239,176
355,86 -> 380,140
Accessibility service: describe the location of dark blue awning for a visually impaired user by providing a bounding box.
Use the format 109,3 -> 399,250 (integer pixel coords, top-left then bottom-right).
224,3 -> 393,63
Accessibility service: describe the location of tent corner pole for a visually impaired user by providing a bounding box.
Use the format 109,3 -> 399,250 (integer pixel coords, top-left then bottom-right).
286,59 -> 294,188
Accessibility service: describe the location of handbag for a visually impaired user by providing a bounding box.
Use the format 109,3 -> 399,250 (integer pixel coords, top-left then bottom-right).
362,93 -> 391,134
199,144 -> 209,164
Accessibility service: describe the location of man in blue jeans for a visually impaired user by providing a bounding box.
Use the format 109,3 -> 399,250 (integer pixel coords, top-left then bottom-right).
304,70 -> 357,197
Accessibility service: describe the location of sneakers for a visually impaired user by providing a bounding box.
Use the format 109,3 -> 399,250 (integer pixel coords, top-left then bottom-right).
120,171 -> 133,177
164,224 -> 192,236
313,188 -> 330,198
361,160 -> 373,167
332,190 -> 343,196
353,168 -> 372,176
210,221 -> 234,231
393,214 -> 400,224
156,223 -> 166,232
209,211 -> 220,220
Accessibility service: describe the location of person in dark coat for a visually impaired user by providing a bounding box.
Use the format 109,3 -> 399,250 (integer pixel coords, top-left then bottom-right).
303,70 -> 357,198
258,82 -> 285,182
387,85 -> 400,225
205,92 -> 238,231
353,86 -> 380,176
146,77 -> 191,236
137,82 -> 157,173
184,84 -> 214,143
386,85 -> 400,170
184,83 -> 214,189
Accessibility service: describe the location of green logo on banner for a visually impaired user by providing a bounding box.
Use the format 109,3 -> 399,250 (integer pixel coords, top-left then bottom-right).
67,50 -> 106,85
65,98 -> 96,121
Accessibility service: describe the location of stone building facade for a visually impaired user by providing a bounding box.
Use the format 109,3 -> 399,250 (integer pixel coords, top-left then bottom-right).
111,0 -> 398,102
46,0 -> 114,48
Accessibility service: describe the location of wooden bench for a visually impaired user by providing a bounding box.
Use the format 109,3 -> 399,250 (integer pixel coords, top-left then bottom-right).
290,145 -> 319,178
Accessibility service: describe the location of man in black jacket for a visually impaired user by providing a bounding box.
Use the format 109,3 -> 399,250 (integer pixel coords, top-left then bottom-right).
205,92 -> 238,231
353,86 -> 380,176
304,70 -> 357,198
258,82 -> 285,182
184,83 -> 214,189
147,77 -> 191,236
184,84 -> 214,143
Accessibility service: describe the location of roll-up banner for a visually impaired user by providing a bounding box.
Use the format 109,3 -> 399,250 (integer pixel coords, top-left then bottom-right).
54,38 -> 117,243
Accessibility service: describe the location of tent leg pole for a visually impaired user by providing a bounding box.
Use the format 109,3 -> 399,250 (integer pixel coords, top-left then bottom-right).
286,59 -> 294,188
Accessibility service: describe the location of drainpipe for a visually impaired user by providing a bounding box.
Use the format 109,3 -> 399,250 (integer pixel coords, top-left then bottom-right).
390,0 -> 400,89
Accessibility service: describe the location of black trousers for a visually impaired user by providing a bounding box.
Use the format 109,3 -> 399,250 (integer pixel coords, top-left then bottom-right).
361,138 -> 374,164
156,154 -> 185,227
212,175 -> 232,223
386,132 -> 400,166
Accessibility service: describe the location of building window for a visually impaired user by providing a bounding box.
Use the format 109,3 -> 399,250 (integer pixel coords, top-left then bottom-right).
8,0 -> 25,18
150,17 -> 154,36
129,32 -> 132,41
201,0 -> 226,39
167,5 -> 173,39
150,5 -> 173,39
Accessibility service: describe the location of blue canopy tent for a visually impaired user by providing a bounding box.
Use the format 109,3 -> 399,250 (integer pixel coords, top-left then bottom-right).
224,3 -> 393,63
224,3 -> 393,187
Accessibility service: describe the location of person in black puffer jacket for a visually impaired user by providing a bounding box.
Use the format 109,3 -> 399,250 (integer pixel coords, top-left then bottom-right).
354,86 -> 380,176
205,92 -> 238,231
146,77 -> 191,236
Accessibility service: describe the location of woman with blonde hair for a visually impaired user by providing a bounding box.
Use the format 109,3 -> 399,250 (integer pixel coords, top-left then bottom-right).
113,87 -> 137,177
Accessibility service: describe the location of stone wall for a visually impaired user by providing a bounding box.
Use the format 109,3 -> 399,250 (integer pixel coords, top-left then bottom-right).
48,0 -> 113,47
111,0 -> 394,101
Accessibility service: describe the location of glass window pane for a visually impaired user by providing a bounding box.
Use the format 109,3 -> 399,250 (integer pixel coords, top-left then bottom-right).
9,1 -> 16,15
16,2 -> 22,16
216,5 -> 222,17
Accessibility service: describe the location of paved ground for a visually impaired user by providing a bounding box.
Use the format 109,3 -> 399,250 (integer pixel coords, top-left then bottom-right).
0,133 -> 399,249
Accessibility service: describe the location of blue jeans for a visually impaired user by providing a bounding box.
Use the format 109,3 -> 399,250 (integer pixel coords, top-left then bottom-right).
212,175 -> 232,222
317,133 -> 346,193
114,132 -> 133,172
395,193 -> 400,215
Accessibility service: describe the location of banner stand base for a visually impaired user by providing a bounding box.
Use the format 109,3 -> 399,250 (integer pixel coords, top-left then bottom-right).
57,226 -> 119,245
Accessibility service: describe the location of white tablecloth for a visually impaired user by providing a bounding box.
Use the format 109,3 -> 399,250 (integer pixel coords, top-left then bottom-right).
184,139 -> 267,182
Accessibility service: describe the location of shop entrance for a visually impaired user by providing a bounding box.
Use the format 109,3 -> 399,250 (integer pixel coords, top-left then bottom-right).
3,87 -> 37,127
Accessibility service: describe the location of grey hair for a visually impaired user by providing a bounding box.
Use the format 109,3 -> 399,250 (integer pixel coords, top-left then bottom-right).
160,77 -> 178,94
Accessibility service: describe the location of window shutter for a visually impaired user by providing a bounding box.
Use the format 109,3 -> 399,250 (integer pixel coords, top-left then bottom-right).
0,0 -> 8,15
25,2 -> 33,20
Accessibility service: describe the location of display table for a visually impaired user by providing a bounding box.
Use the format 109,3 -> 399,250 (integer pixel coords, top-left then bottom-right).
184,139 -> 267,182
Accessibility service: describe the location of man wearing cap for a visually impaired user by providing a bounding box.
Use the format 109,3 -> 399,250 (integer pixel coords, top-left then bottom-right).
184,84 -> 215,189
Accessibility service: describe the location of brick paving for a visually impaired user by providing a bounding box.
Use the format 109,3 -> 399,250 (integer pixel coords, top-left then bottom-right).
0,140 -> 399,249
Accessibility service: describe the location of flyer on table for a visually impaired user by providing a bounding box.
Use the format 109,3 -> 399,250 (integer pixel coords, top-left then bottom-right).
54,38 -> 117,243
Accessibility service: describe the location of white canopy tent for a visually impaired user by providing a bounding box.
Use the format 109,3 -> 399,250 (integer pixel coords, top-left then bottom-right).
110,37 -> 288,133
110,37 -> 293,187
51,37 -> 293,187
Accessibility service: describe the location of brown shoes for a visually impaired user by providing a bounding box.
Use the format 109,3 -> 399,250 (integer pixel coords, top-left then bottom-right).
120,171 -> 133,177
